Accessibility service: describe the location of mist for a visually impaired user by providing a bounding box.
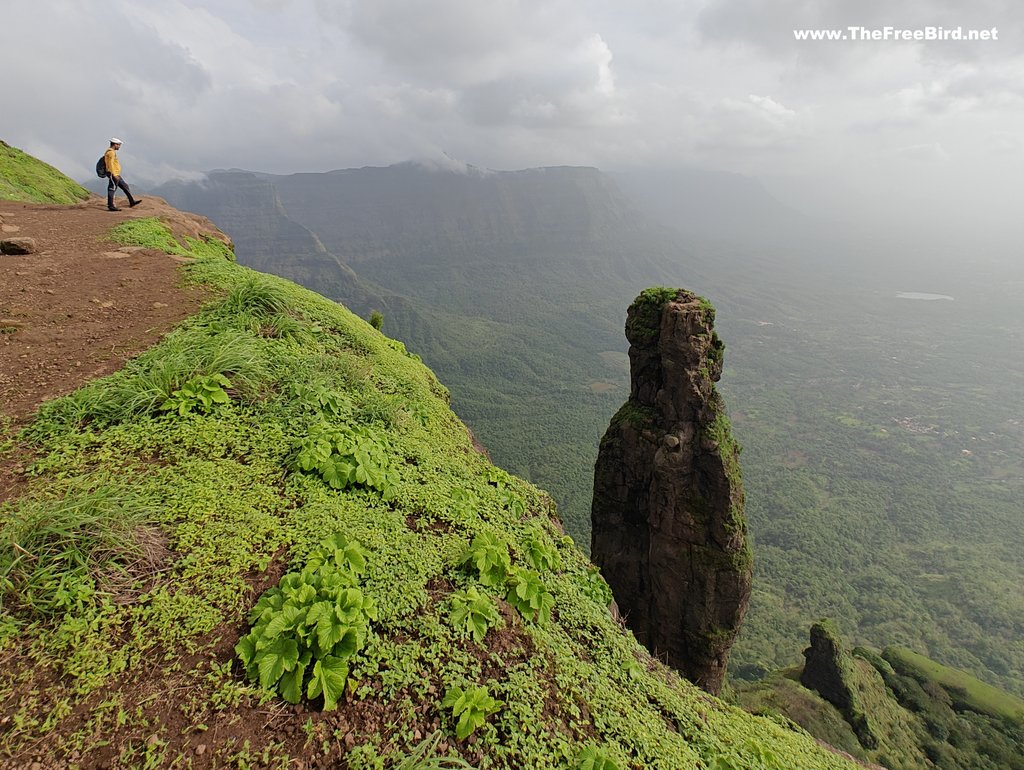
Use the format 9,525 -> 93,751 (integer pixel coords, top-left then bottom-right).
2,0 -> 1022,285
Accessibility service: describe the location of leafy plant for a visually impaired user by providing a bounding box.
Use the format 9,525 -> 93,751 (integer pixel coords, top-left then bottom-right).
575,745 -> 621,770
484,467 -> 512,489
505,567 -> 554,624
581,566 -> 614,607
441,685 -> 502,740
449,587 -> 501,643
497,488 -> 526,516
292,423 -> 400,497
369,310 -> 384,331
291,383 -> 352,420
620,657 -> 644,681
522,535 -> 561,573
305,533 -> 368,577
159,373 -> 232,416
459,532 -> 511,588
407,403 -> 430,426
235,534 -> 377,711
707,742 -> 783,770
449,488 -> 478,518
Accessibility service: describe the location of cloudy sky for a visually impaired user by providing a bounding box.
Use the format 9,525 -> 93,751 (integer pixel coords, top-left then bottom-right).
3,0 -> 1023,242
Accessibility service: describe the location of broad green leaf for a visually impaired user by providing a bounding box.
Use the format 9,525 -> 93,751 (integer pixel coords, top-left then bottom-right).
255,637 -> 299,690
315,612 -> 345,653
307,655 -> 349,711
305,600 -> 333,628
234,634 -> 256,666
262,604 -> 306,640
332,626 -> 360,659
455,712 -> 477,740
279,661 -> 306,704
441,686 -> 463,710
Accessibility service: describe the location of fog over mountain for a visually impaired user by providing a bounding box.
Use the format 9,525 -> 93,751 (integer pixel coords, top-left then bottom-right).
5,0 -> 1024,266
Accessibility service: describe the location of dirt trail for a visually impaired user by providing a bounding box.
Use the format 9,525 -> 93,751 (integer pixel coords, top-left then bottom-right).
0,196 -> 224,423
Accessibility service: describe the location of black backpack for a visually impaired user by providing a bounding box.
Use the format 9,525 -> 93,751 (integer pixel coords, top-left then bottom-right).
95,156 -> 108,178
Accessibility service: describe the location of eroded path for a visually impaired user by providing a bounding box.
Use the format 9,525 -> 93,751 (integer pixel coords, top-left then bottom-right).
0,197 -> 220,422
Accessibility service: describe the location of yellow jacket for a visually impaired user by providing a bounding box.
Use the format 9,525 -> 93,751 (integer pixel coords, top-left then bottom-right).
104,147 -> 121,177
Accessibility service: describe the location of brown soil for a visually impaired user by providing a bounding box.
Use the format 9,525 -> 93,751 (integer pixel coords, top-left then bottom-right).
0,197 -> 216,425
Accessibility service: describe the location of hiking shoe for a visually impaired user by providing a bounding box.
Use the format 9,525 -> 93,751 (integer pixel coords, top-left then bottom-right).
129,199 -> 142,208
108,207 -> 122,211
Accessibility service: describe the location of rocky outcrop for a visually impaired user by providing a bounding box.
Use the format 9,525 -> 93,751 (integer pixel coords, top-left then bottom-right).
591,288 -> 752,694
801,621 -> 879,749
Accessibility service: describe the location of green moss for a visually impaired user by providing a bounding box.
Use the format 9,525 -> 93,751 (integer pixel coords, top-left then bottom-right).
697,295 -> 716,324
607,399 -> 656,431
0,140 -> 90,204
624,287 -> 682,345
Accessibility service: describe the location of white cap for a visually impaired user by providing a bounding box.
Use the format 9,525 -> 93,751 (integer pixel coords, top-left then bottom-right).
111,137 -> 123,144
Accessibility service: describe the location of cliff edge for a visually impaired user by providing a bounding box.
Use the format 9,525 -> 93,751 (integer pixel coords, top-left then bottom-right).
591,287 -> 752,695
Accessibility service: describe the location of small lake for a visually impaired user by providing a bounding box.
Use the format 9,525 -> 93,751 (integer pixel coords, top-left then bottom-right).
895,292 -> 955,301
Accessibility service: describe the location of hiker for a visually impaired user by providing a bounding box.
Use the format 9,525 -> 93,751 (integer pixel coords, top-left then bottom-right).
103,138 -> 141,211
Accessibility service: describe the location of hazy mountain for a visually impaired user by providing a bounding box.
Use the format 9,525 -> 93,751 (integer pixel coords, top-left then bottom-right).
611,166 -> 807,243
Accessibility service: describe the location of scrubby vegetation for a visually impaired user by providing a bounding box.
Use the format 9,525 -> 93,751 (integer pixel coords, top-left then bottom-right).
0,140 -> 90,204
0,219 -> 861,768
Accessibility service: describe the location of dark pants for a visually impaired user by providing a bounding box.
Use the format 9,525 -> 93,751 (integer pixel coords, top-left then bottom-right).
107,174 -> 136,208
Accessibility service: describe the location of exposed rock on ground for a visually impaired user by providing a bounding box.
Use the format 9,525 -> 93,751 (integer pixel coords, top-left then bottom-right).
1,236 -> 37,254
591,287 -> 752,694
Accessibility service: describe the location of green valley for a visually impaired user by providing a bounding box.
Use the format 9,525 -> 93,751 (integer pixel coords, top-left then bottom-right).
154,163 -> 1024,704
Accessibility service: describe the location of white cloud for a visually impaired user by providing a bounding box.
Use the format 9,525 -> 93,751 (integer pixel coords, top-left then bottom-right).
0,0 -> 1021,237
892,141 -> 950,161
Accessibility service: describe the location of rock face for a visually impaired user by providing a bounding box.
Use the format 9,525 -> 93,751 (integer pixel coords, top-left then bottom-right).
591,288 -> 752,694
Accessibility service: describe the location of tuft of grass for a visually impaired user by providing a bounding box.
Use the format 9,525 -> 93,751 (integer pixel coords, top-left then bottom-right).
110,217 -> 237,263
0,484 -> 154,617
223,276 -> 293,317
0,140 -> 90,204
109,218 -> 190,255
29,327 -> 269,432
393,731 -> 477,769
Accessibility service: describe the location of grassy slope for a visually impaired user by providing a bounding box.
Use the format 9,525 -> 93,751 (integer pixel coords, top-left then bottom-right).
0,218 -> 861,769
883,646 -> 1024,723
0,140 -> 91,204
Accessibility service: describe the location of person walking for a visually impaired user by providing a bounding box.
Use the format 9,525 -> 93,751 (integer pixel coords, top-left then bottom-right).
103,138 -> 141,211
